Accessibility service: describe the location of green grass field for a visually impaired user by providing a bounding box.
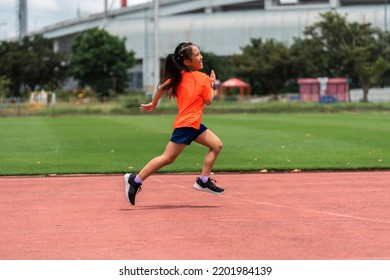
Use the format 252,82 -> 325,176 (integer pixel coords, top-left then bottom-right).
0,112 -> 389,175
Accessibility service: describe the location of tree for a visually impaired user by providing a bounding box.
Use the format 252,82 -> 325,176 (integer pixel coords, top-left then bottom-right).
234,38 -> 292,96
201,51 -> 235,83
0,35 -> 67,97
0,41 -> 23,96
20,35 -> 68,91
295,11 -> 388,102
369,31 -> 390,87
0,75 -> 11,97
290,36 -> 330,79
68,28 -> 135,99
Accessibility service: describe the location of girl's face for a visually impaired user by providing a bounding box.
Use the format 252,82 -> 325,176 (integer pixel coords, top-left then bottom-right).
185,46 -> 203,71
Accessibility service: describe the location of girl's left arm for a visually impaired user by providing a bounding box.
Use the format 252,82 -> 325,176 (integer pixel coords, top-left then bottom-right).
204,70 -> 216,105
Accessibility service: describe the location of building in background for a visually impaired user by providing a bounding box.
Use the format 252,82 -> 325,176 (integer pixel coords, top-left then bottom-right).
30,0 -> 388,90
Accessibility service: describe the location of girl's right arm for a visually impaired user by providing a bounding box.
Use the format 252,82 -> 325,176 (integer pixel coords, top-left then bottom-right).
140,80 -> 170,112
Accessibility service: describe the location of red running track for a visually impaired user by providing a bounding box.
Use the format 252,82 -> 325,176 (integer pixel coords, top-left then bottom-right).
0,171 -> 389,260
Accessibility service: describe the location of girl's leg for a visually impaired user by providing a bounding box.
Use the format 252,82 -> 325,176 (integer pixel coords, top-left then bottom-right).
194,129 -> 223,176
137,141 -> 186,180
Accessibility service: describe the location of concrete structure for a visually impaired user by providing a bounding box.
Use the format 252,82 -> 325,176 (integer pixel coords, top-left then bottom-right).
31,0 -> 389,90
18,0 -> 28,40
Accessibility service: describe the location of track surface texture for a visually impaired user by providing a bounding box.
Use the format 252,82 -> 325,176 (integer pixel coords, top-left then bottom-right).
0,171 -> 389,260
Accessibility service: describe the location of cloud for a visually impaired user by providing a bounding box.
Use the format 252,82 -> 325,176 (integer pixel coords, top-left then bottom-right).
28,0 -> 104,30
30,0 -> 59,12
29,0 -> 61,30
0,0 -> 149,40
0,0 -> 16,39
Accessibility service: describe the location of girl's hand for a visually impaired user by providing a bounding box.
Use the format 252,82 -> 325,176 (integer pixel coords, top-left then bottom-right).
140,102 -> 156,112
209,70 -> 216,84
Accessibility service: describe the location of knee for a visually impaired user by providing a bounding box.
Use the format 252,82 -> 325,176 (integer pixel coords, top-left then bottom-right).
214,140 -> 223,153
163,154 -> 177,165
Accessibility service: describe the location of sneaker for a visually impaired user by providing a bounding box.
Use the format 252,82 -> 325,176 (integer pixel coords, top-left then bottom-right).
124,173 -> 142,205
194,177 -> 224,195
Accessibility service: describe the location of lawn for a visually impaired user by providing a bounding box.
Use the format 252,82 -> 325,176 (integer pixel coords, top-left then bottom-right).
0,112 -> 389,175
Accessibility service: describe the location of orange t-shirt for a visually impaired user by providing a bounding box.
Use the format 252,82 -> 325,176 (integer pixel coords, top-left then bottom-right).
173,71 -> 212,129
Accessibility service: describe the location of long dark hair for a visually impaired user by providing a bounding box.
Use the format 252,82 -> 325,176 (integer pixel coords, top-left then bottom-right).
160,42 -> 194,98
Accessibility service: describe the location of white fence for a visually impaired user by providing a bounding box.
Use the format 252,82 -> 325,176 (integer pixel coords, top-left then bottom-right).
350,87 -> 390,102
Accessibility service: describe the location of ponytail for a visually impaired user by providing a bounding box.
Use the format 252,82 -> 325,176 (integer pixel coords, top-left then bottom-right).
159,42 -> 194,98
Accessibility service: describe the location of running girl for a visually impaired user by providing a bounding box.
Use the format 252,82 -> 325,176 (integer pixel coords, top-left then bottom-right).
124,42 -> 224,205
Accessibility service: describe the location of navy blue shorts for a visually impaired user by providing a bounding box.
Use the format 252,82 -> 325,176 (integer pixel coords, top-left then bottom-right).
170,123 -> 208,145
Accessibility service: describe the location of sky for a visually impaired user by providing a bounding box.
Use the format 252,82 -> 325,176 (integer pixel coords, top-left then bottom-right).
0,0 -> 150,40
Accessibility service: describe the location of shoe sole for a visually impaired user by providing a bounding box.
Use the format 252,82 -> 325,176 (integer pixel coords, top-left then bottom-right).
124,173 -> 132,204
194,182 -> 224,195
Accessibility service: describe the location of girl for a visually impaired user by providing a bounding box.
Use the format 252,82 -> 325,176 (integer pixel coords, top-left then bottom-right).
124,42 -> 224,205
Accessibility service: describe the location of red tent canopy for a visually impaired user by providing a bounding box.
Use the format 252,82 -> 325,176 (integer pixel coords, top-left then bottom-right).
219,78 -> 251,98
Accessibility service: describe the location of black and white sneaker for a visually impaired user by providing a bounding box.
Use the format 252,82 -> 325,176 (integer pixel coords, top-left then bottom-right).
194,177 -> 224,195
124,173 -> 142,205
